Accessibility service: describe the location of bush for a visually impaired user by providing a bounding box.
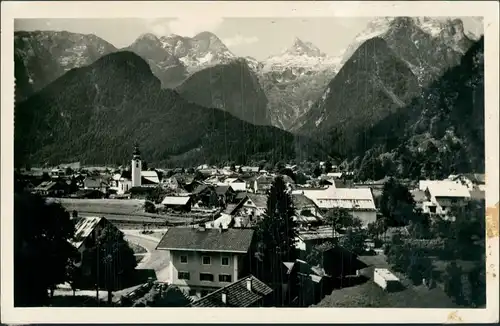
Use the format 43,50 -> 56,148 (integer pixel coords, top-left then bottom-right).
143,200 -> 157,213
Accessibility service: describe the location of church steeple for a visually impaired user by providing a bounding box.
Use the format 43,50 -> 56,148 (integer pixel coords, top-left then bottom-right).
131,143 -> 142,187
133,143 -> 141,159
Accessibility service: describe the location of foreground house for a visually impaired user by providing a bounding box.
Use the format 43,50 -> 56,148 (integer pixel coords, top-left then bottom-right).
70,216 -> 120,281
190,275 -> 273,307
156,226 -> 255,298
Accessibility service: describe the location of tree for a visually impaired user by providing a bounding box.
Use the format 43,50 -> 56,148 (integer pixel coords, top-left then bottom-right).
380,178 -> 416,226
274,161 -> 285,172
253,176 -> 298,305
443,261 -> 464,304
307,241 -> 336,268
86,224 -> 137,304
406,253 -> 433,285
312,165 -> 322,178
143,200 -> 156,213
325,207 -> 354,237
295,172 -> 308,185
338,227 -> 366,255
65,166 -> 74,176
14,193 -> 77,306
324,161 -> 333,173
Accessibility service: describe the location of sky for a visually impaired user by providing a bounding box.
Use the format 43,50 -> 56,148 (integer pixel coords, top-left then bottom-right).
14,17 -> 484,60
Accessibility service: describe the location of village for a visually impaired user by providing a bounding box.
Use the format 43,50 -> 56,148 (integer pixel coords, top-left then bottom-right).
14,144 -> 486,308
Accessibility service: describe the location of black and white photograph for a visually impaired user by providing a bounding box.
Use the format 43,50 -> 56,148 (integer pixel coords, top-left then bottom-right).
1,1 -> 498,324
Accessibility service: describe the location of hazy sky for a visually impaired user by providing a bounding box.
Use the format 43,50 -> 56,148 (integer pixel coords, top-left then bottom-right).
14,17 -> 484,60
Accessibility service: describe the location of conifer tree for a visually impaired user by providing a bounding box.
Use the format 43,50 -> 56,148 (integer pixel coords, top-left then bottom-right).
254,176 -> 298,305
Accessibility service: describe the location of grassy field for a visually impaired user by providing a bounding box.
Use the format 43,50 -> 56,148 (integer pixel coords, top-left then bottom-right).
53,198 -> 209,225
54,198 -> 148,216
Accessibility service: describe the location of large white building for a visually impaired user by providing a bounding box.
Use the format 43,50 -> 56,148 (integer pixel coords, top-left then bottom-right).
295,186 -> 377,227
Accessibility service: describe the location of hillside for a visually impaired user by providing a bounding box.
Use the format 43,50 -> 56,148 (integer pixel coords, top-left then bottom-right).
296,37 -> 421,155
14,30 -> 117,101
348,37 -> 484,181
14,51 -> 325,168
176,59 -> 269,126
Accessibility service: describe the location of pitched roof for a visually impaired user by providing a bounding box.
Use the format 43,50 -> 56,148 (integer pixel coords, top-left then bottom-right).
71,216 -> 103,249
297,225 -> 336,241
215,185 -> 232,195
156,227 -> 255,253
34,181 -> 57,191
235,192 -> 248,200
84,177 -> 107,188
469,189 -> 485,200
141,171 -> 159,184
411,189 -> 427,203
161,196 -> 191,206
224,177 -> 244,183
246,194 -> 268,209
306,188 -> 376,210
426,181 -> 471,198
192,184 -> 212,195
190,275 -> 272,307
292,194 -> 317,209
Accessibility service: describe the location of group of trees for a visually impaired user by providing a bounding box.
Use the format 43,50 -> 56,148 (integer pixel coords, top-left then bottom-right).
14,182 -> 137,306
382,197 -> 486,307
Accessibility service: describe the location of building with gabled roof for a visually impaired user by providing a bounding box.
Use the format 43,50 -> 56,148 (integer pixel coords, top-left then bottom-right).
161,195 -> 192,212
420,180 -> 471,217
189,275 -> 273,307
69,216 -> 121,278
156,226 -> 255,298
297,186 -> 377,226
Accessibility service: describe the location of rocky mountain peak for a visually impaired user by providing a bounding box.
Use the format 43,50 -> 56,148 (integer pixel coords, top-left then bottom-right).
285,37 -> 324,57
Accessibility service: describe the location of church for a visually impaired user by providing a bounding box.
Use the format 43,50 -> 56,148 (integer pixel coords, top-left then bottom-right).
111,144 -> 160,195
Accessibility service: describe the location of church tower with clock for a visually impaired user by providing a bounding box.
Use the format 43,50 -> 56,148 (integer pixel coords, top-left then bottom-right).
131,143 -> 142,187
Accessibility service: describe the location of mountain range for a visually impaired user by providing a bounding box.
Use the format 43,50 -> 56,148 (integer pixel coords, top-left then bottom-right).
14,51 -> 326,167
13,17 -> 484,170
347,36 -> 484,180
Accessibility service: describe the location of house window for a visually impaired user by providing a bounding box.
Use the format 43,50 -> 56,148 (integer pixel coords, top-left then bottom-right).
202,256 -> 211,265
180,255 -> 188,264
200,273 -> 214,282
221,256 -> 230,266
219,274 -> 232,283
178,271 -> 190,280
429,206 -> 436,213
188,289 -> 197,296
136,162 -> 139,168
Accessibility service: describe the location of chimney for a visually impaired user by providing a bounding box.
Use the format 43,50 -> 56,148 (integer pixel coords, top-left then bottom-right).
221,291 -> 227,304
246,277 -> 252,292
